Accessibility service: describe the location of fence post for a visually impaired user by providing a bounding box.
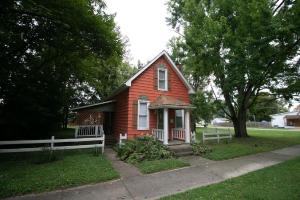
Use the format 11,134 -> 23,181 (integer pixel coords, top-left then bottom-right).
51,136 -> 55,150
95,125 -> 98,137
102,134 -> 105,154
75,127 -> 78,138
202,132 -> 205,144
217,134 -> 220,144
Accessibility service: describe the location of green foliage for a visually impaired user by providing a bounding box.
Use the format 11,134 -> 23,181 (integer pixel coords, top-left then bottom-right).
117,136 -> 174,164
161,156 -> 300,200
191,143 -> 212,155
248,92 -> 288,121
191,91 -> 216,123
0,0 -> 125,139
167,0 -> 300,137
0,149 -> 119,198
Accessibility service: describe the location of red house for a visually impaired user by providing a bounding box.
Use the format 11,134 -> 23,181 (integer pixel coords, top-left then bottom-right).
72,51 -> 195,145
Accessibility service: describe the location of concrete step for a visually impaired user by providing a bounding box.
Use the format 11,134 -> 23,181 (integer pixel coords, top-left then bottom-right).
168,144 -> 194,157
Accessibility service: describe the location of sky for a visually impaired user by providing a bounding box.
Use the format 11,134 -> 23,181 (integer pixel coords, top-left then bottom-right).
105,0 -> 177,65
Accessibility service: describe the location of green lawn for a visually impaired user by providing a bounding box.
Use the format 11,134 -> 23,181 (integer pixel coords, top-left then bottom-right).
0,149 -> 119,198
135,159 -> 190,174
161,156 -> 300,200
197,128 -> 300,160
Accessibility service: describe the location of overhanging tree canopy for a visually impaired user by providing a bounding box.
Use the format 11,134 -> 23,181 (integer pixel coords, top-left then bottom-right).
0,0 -> 124,139
167,0 -> 300,137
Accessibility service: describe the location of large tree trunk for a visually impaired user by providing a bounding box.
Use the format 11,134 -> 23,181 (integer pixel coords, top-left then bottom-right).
232,110 -> 248,137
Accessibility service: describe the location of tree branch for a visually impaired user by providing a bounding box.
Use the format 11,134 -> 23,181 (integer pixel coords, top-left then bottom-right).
210,85 -> 232,119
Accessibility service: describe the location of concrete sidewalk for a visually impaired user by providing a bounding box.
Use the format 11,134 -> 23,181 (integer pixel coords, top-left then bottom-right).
6,145 -> 300,200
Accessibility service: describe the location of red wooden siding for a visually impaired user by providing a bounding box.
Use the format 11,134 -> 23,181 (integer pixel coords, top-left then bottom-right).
113,89 -> 129,139
127,55 -> 190,138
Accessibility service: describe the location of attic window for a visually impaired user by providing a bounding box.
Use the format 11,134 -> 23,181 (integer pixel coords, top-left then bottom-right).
158,68 -> 168,91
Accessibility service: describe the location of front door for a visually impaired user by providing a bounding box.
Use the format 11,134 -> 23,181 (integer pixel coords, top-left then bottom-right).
157,109 -> 164,129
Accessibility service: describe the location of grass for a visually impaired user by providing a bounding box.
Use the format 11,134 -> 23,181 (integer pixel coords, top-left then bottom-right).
0,149 -> 119,198
135,159 -> 190,174
197,127 -> 300,160
161,156 -> 300,200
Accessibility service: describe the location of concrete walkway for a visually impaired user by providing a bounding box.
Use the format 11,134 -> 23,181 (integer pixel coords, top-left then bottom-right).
6,145 -> 300,200
104,148 -> 142,178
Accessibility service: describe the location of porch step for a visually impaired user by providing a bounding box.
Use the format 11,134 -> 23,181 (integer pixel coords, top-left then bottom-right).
168,144 -> 194,157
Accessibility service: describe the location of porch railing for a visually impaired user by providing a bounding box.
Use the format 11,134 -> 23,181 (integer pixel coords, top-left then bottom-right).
75,125 -> 104,138
172,128 -> 185,140
152,129 -> 164,142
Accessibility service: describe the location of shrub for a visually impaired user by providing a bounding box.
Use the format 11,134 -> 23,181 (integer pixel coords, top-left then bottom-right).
191,143 -> 212,155
117,136 -> 173,164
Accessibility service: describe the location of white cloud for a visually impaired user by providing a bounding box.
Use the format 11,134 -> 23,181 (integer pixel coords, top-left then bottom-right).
105,0 -> 177,65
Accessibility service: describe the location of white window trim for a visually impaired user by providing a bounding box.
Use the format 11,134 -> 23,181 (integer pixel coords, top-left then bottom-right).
157,68 -> 168,91
175,109 -> 185,129
137,100 -> 150,130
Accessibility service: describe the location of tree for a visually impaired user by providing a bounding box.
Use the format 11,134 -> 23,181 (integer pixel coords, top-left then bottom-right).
168,37 -> 216,129
248,92 -> 288,121
167,0 -> 300,137
0,0 -> 124,139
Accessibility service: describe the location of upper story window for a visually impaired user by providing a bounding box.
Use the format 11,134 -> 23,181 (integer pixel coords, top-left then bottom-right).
158,68 -> 168,91
137,100 -> 149,130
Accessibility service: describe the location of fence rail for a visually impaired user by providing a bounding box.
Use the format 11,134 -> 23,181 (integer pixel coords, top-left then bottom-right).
172,128 -> 185,140
0,136 -> 105,154
152,129 -> 164,142
203,129 -> 232,143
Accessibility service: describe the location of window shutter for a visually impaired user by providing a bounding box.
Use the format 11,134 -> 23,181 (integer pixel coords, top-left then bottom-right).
153,65 -> 158,90
132,100 -> 138,129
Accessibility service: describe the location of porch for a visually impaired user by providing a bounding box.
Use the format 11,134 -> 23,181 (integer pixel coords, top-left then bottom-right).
149,96 -> 194,145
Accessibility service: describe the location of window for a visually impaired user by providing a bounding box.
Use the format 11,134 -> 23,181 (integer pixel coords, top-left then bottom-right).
175,110 -> 184,128
158,68 -> 168,90
137,100 -> 149,130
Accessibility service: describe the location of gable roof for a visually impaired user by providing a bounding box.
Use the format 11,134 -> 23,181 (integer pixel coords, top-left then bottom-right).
125,50 -> 195,94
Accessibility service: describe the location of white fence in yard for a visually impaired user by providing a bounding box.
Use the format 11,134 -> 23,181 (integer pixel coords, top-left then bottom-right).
172,128 -> 185,140
203,129 -> 232,143
191,131 -> 196,143
0,136 -> 105,154
119,133 -> 127,147
152,129 -> 164,142
75,125 -> 104,138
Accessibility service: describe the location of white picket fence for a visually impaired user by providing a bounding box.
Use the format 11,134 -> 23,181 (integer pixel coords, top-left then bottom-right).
152,129 -> 164,142
191,131 -> 196,143
203,129 -> 232,143
119,133 -> 127,147
172,128 -> 185,140
75,125 -> 104,138
0,136 -> 105,154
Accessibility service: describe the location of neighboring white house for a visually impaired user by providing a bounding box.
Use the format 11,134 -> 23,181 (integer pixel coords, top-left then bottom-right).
270,111 -> 300,128
211,118 -> 230,125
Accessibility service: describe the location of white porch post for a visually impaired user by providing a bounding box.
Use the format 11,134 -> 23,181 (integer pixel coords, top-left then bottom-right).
185,109 -> 191,143
163,108 -> 169,145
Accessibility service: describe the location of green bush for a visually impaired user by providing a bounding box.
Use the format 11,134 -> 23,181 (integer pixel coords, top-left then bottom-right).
117,136 -> 173,164
191,143 -> 212,155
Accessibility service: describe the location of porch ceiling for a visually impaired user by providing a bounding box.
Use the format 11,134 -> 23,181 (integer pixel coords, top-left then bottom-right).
149,95 -> 195,109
